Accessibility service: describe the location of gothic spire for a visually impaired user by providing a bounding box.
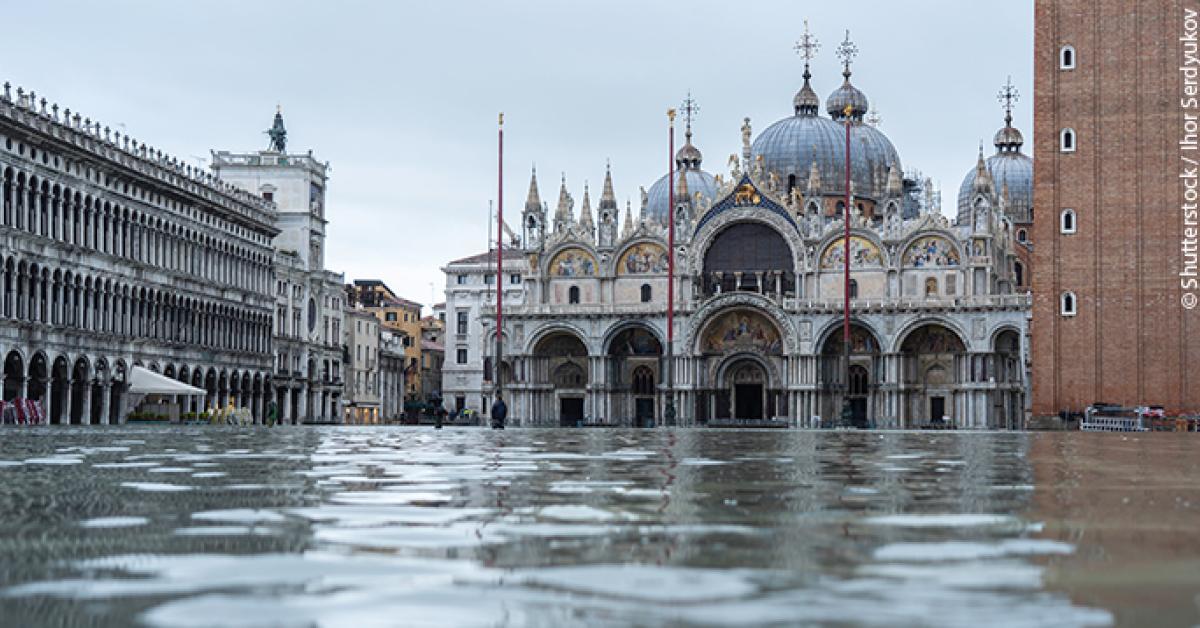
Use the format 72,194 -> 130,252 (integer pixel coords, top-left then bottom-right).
579,181 -> 595,232
599,162 -> 617,210
524,166 -> 542,212
622,199 -> 634,239
554,174 -> 573,229
972,143 -> 995,195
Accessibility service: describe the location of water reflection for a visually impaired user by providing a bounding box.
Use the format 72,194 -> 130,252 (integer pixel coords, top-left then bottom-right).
0,427 -> 1175,626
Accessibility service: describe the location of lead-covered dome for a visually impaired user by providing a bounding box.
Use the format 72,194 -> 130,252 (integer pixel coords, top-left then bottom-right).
645,130 -> 716,223
958,113 -> 1033,225
752,71 -> 900,200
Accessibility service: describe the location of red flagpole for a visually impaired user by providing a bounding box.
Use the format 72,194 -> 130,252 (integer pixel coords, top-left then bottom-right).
666,108 -> 676,427
842,104 -> 852,426
496,113 -> 504,410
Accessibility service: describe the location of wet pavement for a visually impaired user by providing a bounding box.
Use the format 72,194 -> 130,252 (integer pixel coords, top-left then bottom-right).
0,427 -> 1195,627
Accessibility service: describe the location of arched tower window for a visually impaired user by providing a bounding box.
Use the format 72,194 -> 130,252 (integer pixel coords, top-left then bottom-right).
640,284 -> 652,303
1060,291 -> 1077,317
1060,45 -> 1076,69
1017,228 -> 1028,243
1060,128 -> 1076,153
568,286 -> 580,304
1060,208 -> 1077,234
1014,261 -> 1025,287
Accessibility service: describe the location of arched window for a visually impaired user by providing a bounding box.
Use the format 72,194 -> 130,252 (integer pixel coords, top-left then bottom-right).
925,277 -> 939,298
1060,128 -> 1076,153
1016,229 -> 1028,243
848,279 -> 858,299
568,286 -> 580,304
632,366 -> 655,396
1014,261 -> 1025,287
1060,208 -> 1077,234
1061,291 -> 1077,317
640,284 -> 652,303
1060,45 -> 1076,69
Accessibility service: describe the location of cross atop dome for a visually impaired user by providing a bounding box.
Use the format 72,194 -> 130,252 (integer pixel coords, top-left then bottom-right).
794,20 -> 820,69
998,75 -> 1019,126
681,92 -> 699,136
835,30 -> 859,78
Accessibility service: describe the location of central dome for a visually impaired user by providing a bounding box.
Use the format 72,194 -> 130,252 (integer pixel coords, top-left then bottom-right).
752,72 -> 900,200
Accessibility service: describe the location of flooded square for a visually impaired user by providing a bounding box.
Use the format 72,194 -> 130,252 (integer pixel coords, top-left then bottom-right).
0,427 -> 1195,627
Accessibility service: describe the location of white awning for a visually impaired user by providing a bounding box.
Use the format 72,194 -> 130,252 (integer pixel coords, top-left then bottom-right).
127,366 -> 206,396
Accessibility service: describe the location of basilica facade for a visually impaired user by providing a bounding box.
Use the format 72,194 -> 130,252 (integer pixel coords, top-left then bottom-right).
489,47 -> 1032,429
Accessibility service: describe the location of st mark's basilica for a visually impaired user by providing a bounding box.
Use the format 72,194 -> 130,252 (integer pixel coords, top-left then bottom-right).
486,32 -> 1033,429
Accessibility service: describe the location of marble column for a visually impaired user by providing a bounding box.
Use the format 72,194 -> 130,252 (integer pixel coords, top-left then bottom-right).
98,380 -> 111,425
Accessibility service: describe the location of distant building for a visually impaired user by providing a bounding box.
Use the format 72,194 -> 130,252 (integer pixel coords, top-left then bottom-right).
379,330 -> 406,421
343,307 -> 379,423
347,280 -> 423,400
440,248 -> 528,416
1032,0 -> 1200,418
420,315 -> 445,404
213,110 -> 346,423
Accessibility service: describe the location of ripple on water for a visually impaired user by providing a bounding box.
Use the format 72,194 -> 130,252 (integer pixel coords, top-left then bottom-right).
80,516 -> 150,528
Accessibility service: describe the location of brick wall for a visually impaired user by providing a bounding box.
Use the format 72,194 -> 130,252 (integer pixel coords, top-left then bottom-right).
1033,0 -> 1199,416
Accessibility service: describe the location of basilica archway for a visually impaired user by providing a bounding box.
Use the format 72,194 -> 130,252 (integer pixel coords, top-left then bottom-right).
530,330 -> 590,427
898,323 -> 967,426
2,350 -> 23,401
693,308 -> 787,424
819,323 -> 881,428
606,325 -> 663,427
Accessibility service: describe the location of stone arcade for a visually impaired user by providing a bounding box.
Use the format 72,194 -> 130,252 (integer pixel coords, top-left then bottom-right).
0,84 -> 276,422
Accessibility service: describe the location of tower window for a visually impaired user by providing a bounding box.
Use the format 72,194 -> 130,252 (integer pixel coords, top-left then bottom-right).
1060,45 -> 1076,70
1060,209 -> 1077,234
568,286 -> 580,304
1060,291 -> 1077,317
1017,229 -> 1028,243
1060,128 -> 1076,153
640,284 -> 652,303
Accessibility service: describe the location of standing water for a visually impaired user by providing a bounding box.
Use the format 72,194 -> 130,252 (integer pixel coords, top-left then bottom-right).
0,427 -> 1195,627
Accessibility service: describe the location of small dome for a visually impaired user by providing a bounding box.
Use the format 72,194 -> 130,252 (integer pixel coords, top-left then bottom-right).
676,140 -> 703,170
645,169 -> 717,223
827,79 -> 869,121
793,71 -> 820,116
958,151 -> 1033,224
994,125 -> 1024,151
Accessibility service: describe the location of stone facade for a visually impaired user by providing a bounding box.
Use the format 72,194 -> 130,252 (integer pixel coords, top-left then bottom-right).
212,131 -> 346,424
475,51 -> 1030,429
343,307 -> 380,423
0,83 -> 276,422
1032,0 -> 1200,417
379,330 -> 406,421
440,248 -> 527,416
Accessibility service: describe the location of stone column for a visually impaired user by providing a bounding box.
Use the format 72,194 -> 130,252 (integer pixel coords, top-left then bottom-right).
281,387 -> 292,424
80,379 -> 93,425
297,386 -> 308,424
98,380 -> 111,425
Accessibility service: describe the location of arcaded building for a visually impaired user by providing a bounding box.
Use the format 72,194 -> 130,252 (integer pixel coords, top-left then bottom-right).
1032,0 -> 1200,418
482,39 -> 1032,428
0,84 -> 277,422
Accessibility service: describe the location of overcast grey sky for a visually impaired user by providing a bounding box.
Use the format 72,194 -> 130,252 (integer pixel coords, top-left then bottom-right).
1,1 -> 1033,311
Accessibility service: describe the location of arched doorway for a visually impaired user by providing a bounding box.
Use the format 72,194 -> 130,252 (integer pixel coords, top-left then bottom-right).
899,324 -> 967,426
532,331 -> 589,427
27,353 -> 48,412
696,308 -> 786,423
69,357 -> 90,425
2,351 -> 23,401
607,326 -> 662,427
51,356 -> 69,424
820,324 -> 880,428
993,329 -> 1023,430
724,358 -> 768,420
